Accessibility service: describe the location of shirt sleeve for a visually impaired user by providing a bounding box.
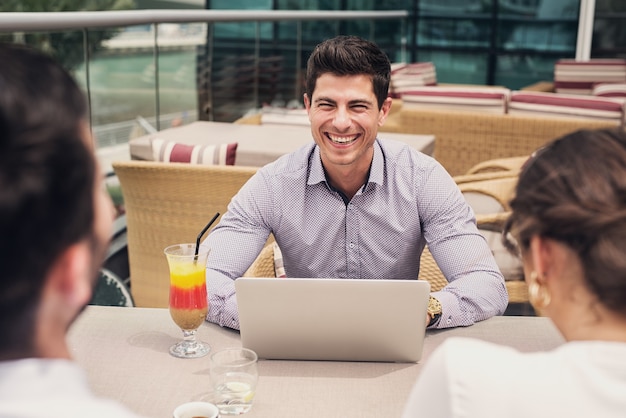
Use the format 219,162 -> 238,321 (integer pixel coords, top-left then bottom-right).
201,171 -> 275,329
419,163 -> 508,329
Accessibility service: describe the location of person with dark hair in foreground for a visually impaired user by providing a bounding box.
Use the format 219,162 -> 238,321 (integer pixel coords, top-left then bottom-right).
0,44 -> 145,418
203,35 -> 507,330
402,128 -> 626,417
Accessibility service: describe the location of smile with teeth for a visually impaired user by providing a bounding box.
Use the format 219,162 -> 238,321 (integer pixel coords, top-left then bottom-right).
327,133 -> 359,144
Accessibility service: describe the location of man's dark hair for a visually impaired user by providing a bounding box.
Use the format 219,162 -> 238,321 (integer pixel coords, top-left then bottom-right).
305,35 -> 391,109
0,44 -> 95,354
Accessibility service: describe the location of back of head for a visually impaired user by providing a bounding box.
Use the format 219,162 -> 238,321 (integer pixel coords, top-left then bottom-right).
505,129 -> 626,317
0,44 -> 94,354
305,35 -> 391,109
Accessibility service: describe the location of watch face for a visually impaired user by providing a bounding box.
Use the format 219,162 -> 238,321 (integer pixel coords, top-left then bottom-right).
428,296 -> 442,315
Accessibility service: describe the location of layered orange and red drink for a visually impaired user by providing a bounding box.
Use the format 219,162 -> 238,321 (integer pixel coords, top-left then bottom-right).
169,258 -> 208,331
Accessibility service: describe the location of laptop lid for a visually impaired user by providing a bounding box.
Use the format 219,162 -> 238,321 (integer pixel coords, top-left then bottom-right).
235,278 -> 430,363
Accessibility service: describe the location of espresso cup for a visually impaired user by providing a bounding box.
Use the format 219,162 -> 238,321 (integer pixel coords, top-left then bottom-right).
172,401 -> 219,418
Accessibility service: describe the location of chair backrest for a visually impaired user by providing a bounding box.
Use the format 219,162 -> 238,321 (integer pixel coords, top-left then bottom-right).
383,107 -> 618,175
242,243 -> 277,278
457,176 -> 518,214
453,170 -> 519,185
113,161 -> 258,307
419,246 -> 448,292
465,155 -> 529,175
244,228 -> 529,307
418,212 -> 529,307
89,268 -> 134,307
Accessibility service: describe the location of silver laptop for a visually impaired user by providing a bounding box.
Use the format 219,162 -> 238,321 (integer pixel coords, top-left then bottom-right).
235,277 -> 430,363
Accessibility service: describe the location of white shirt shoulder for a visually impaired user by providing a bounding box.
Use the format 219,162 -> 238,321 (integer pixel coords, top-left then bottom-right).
402,337 -> 626,418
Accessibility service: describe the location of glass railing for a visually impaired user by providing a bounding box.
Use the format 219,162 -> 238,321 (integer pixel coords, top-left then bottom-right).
0,9 -> 407,286
0,10 -> 407,155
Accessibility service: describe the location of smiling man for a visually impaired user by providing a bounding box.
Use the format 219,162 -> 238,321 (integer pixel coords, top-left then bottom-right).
203,35 -> 507,331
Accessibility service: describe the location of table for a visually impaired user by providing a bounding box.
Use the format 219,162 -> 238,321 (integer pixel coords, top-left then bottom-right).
68,306 -> 564,418
129,121 -> 436,166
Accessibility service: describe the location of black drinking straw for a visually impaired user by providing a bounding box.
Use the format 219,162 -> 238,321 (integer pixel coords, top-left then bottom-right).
194,212 -> 220,262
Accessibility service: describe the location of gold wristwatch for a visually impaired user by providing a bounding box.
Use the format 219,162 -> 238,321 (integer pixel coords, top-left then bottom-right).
427,296 -> 442,327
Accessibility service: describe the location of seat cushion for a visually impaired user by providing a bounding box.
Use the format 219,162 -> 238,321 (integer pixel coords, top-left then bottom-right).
554,58 -> 626,95
508,91 -> 625,125
260,107 -> 309,126
151,138 -> 238,165
400,86 -> 510,114
273,242 -> 287,278
592,82 -> 626,98
390,62 -> 437,97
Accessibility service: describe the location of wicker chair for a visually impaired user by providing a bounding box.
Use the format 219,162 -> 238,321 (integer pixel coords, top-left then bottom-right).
242,243 -> 277,278
113,161 -> 258,308
465,155 -> 530,175
477,212 -> 527,303
418,212 -> 529,305
457,175 -> 518,214
244,240 -> 523,304
418,246 -> 448,291
240,244 -> 451,302
453,170 -> 519,185
380,106 -> 617,175
243,242 -> 450,294
456,175 -> 528,305
419,248 -> 528,304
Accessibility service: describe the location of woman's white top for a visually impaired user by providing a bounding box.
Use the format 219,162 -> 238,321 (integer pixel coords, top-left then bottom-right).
402,337 -> 626,418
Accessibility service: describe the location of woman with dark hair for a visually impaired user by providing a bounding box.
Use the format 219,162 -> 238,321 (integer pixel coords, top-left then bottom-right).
402,128 -> 626,417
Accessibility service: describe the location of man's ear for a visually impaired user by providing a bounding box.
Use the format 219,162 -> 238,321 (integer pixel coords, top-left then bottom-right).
303,93 -> 311,112
378,96 -> 393,126
45,242 -> 93,308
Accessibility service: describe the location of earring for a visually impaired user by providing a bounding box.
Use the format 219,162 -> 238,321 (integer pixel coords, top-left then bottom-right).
528,271 -> 551,310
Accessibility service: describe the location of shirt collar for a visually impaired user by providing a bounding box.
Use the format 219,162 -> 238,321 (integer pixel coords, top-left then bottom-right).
307,139 -> 385,188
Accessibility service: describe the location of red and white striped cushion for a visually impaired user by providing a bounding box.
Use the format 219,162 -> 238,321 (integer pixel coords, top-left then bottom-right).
400,86 -> 510,114
151,138 -> 238,165
260,106 -> 309,126
390,62 -> 437,97
592,83 -> 626,98
554,59 -> 626,95
508,91 -> 625,125
272,242 -> 286,278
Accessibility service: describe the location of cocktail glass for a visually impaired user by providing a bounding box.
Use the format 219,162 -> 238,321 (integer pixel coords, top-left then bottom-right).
164,243 -> 210,359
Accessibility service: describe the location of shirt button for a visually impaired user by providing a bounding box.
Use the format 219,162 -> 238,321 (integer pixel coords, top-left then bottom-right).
349,243 -> 355,249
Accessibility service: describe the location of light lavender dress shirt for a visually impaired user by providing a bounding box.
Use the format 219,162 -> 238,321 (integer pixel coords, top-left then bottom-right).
202,138 -> 508,330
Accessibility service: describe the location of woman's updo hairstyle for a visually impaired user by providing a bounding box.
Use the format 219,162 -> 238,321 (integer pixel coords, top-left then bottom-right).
503,128 -> 626,316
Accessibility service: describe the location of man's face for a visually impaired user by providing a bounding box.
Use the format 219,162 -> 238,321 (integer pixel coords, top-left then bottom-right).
304,73 -> 391,173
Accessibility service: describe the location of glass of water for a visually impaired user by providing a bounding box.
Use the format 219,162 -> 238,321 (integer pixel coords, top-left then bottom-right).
209,347 -> 258,415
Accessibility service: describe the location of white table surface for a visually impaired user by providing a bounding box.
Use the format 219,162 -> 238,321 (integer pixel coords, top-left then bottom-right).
68,306 -> 564,418
129,121 -> 436,167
